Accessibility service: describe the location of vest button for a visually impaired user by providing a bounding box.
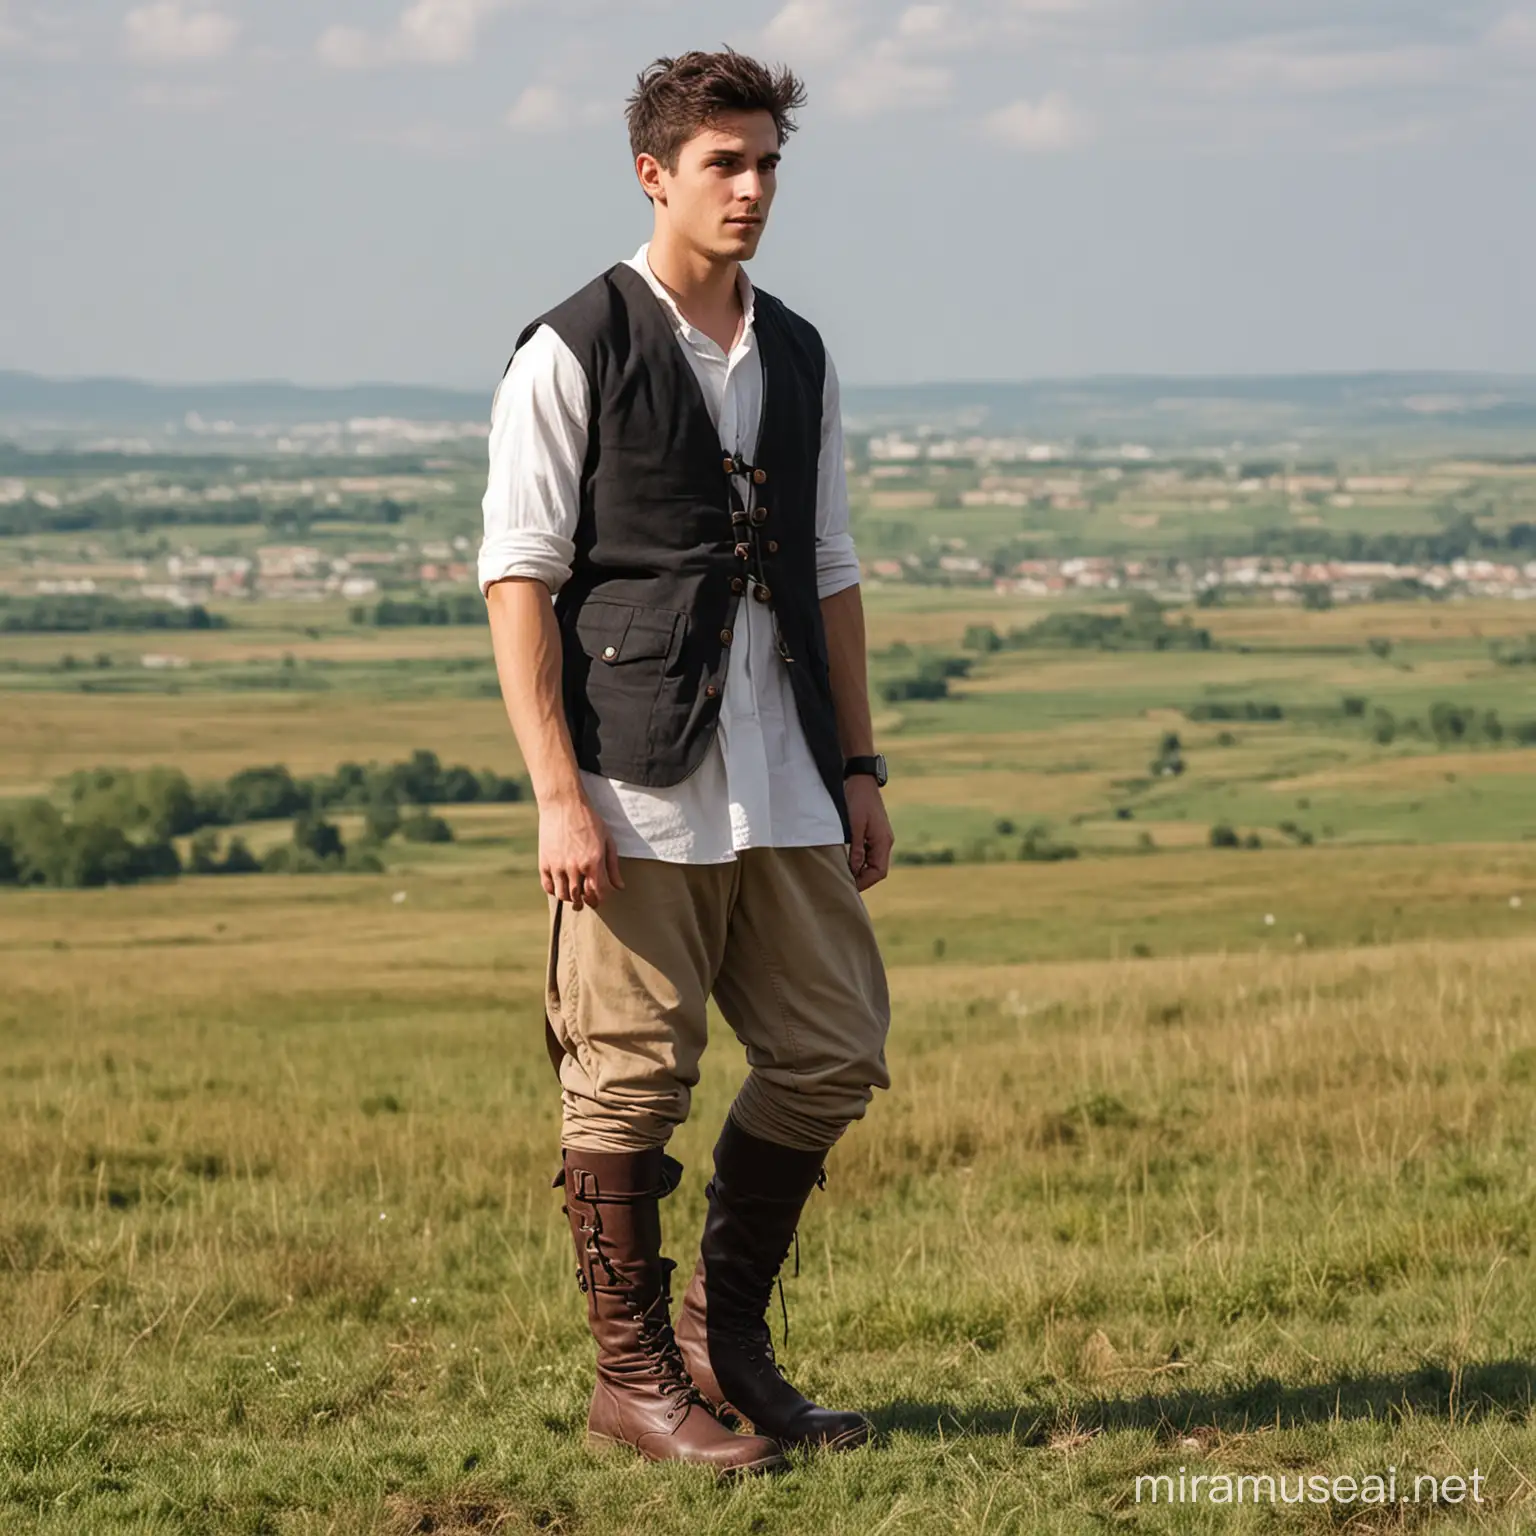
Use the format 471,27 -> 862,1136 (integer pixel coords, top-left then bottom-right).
750,506 -> 767,525
754,584 -> 772,602
767,540 -> 779,554
705,683 -> 719,698
753,468 -> 768,485
730,577 -> 745,594
719,627 -> 733,645
722,455 -> 736,475
735,543 -> 750,561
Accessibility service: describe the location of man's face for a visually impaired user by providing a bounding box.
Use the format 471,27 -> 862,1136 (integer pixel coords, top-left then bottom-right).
641,110 -> 781,261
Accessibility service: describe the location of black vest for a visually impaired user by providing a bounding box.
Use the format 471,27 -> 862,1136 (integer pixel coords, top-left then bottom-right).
512,263 -> 850,841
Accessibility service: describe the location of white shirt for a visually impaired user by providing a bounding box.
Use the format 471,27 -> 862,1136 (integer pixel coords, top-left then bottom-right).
478,244 -> 859,864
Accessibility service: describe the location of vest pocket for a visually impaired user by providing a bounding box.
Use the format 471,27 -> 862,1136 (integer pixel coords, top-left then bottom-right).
566,601 -> 685,774
572,600 -> 681,666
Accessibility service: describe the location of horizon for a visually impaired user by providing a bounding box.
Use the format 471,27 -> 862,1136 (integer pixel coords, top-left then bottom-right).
7,365 -> 1536,396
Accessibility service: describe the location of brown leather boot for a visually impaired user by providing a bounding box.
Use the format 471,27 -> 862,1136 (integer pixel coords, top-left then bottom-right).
675,1118 -> 872,1451
557,1146 -> 785,1475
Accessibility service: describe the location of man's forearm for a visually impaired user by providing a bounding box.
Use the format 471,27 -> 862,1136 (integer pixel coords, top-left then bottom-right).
485,577 -> 584,806
820,582 -> 874,758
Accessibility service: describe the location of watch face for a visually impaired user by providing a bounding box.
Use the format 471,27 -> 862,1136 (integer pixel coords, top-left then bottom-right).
874,753 -> 889,787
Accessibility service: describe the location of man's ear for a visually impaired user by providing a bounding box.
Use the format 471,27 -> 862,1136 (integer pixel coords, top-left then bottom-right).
636,153 -> 666,205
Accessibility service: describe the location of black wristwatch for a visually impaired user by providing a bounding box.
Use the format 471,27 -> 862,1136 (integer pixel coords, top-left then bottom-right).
843,753 -> 888,788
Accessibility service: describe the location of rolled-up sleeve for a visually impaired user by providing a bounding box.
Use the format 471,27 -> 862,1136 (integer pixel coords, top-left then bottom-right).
477,324 -> 589,597
814,349 -> 860,600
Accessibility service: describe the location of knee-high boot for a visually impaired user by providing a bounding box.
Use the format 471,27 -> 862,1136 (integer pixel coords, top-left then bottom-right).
674,1118 -> 871,1451
557,1145 -> 785,1473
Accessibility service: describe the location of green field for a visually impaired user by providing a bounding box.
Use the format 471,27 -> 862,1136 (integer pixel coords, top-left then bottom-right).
6,586 -> 1536,1532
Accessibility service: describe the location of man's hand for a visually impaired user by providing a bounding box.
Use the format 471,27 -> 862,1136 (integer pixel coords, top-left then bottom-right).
539,787 -> 623,910
845,775 -> 893,892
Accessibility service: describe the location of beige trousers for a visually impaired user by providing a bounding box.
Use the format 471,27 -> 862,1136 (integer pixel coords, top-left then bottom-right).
543,845 -> 891,1153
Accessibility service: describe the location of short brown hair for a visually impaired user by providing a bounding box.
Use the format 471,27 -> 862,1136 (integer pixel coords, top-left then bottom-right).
626,49 -> 807,172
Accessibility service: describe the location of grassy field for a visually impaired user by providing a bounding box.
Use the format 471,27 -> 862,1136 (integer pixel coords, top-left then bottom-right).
6,589 -> 1536,1532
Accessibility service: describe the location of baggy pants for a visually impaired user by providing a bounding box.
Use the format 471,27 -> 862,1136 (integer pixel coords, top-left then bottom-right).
544,846 -> 891,1153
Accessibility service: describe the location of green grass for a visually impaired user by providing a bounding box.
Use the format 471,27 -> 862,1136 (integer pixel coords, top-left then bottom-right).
6,858 -> 1536,1531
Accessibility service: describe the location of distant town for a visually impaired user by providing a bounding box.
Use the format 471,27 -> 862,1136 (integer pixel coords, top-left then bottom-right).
5,412 -> 1536,626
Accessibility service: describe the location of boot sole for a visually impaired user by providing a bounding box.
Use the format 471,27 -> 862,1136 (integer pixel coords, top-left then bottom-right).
585,1432 -> 787,1478
770,1420 -> 873,1453
693,1397 -> 873,1454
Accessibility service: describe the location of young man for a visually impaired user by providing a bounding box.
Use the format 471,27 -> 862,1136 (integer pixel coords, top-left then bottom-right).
480,50 -> 893,1474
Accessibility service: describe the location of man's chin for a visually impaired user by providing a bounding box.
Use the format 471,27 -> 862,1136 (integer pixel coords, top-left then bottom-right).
722,225 -> 764,258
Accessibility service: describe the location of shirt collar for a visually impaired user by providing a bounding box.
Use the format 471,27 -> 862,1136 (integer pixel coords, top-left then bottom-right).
626,242 -> 756,351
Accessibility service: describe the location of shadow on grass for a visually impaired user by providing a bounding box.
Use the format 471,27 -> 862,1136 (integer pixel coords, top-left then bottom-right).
872,1358 -> 1536,1442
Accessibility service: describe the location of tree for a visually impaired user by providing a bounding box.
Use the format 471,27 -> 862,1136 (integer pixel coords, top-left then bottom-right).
189,828 -> 222,874
292,813 -> 345,863
59,822 -> 141,887
6,801 -> 71,886
476,769 -> 523,803
400,811 -> 454,844
440,765 -> 481,803
1151,732 -> 1184,777
137,766 -> 199,838
364,797 -> 402,843
1429,701 -> 1470,746
220,837 -> 261,875
224,765 -> 307,823
398,749 -> 445,806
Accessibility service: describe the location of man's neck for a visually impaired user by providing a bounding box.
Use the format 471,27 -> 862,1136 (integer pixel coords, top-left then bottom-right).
645,227 -> 743,353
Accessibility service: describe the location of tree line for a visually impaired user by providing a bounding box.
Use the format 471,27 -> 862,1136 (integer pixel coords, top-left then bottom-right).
963,596 -> 1214,654
351,594 -> 485,627
0,596 -> 227,633
0,496 -> 408,538
0,750 -> 524,890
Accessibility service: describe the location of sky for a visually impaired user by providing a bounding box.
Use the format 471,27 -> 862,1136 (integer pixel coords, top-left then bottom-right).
1,0 -> 1533,390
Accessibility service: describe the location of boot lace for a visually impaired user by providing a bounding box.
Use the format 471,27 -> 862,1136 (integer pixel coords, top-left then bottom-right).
630,1259 -> 710,1418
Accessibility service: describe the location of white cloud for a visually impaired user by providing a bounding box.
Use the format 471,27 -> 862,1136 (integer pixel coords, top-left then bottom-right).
123,2 -> 239,64
394,0 -> 498,65
318,0 -> 505,71
892,3 -> 991,48
762,0 -> 865,64
506,84 -> 608,134
1487,9 -> 1536,51
315,26 -> 377,70
506,85 -> 562,132
825,3 -> 980,117
897,4 -> 949,39
832,41 -> 953,116
983,91 -> 1087,150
